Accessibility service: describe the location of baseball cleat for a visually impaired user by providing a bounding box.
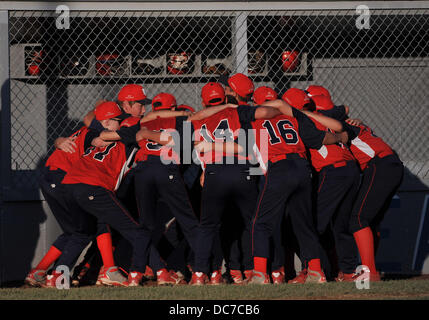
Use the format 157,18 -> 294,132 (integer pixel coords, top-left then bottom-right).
157,269 -> 187,286
288,269 -> 308,284
42,271 -> 62,288
370,271 -> 381,282
189,272 -> 208,286
143,266 -> 155,281
305,268 -> 327,284
98,266 -> 128,287
71,264 -> 91,287
248,270 -> 271,285
271,267 -> 285,285
95,266 -> 105,286
352,270 -> 381,282
230,269 -> 244,285
127,271 -> 144,287
335,271 -> 356,282
25,269 -> 46,287
209,270 -> 224,285
244,270 -> 253,282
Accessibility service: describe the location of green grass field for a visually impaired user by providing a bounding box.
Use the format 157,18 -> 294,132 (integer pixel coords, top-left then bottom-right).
1,278 -> 429,300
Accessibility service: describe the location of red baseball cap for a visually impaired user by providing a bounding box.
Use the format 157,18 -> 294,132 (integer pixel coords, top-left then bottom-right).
305,85 -> 331,99
282,88 -> 312,110
311,95 -> 334,111
152,92 -> 177,111
201,82 -> 225,106
176,104 -> 195,113
118,84 -> 152,104
95,101 -> 123,121
253,86 -> 278,105
219,73 -> 254,98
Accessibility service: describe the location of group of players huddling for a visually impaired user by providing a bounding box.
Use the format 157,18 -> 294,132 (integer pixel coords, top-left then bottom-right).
24,72 -> 404,288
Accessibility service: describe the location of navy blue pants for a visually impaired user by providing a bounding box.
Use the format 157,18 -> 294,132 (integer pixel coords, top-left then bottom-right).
39,168 -> 75,252
194,163 -> 259,274
56,184 -> 149,273
316,160 -> 360,274
252,157 -> 323,264
349,154 -> 404,234
133,157 -> 200,269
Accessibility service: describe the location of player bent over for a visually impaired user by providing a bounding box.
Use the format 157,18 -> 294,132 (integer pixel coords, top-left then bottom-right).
44,101 -> 148,287
306,108 -> 404,282
24,100 -> 114,287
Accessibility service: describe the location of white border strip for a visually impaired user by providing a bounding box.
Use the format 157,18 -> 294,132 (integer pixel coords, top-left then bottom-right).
1,1 -> 429,11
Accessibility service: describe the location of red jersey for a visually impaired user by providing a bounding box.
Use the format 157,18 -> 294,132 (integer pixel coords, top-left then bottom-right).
45,126 -> 89,172
348,124 -> 394,170
309,118 -> 355,172
120,116 -> 141,128
135,116 -> 182,164
62,141 -> 136,192
251,115 -> 307,166
192,107 -> 251,165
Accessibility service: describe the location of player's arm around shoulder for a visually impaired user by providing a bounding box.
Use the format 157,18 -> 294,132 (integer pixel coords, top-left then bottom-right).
54,136 -> 77,153
260,99 -> 293,117
301,111 -> 344,133
187,103 -> 237,121
141,109 -> 191,124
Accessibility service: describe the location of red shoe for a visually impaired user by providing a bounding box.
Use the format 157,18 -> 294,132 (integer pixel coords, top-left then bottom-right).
305,268 -> 327,284
128,271 -> 144,287
288,269 -> 307,284
42,271 -> 62,288
98,266 -> 128,287
209,270 -> 224,285
353,270 -> 381,282
370,271 -> 381,282
189,272 -> 208,286
335,271 -> 356,282
25,269 -> 46,287
230,269 -> 244,284
172,271 -> 187,285
95,266 -> 105,286
271,267 -> 285,285
143,266 -> 155,281
157,268 -> 186,286
244,270 -> 253,282
248,270 -> 270,285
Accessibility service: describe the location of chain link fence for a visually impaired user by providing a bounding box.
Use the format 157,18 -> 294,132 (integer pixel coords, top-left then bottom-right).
5,7 -> 429,200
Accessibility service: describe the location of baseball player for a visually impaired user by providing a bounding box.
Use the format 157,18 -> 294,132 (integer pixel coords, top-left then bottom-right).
283,88 -> 360,282
24,100 -> 112,287
46,101 -> 152,287
304,105 -> 404,281
188,75 -> 285,285
250,86 -> 289,284
241,96 -> 346,284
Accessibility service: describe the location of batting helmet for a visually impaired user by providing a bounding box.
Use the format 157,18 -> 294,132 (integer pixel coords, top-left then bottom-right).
305,85 -> 331,99
281,50 -> 299,72
152,92 -> 177,111
201,82 -> 226,106
311,95 -> 334,111
253,86 -> 278,105
167,52 -> 193,75
282,88 -> 312,110
95,101 -> 123,121
118,84 -> 152,104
